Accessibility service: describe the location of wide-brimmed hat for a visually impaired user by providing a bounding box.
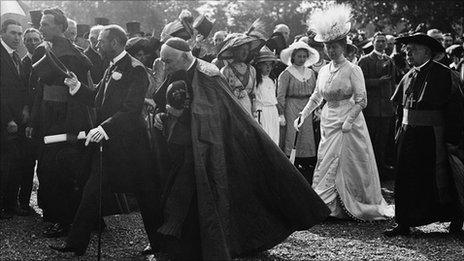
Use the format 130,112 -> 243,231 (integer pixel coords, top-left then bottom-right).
308,4 -> 352,43
217,33 -> 265,60
395,33 -> 445,54
254,46 -> 278,64
279,41 -> 320,67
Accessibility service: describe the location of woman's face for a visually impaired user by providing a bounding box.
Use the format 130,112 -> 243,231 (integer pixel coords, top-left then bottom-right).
324,42 -> 345,61
233,44 -> 250,63
292,49 -> 308,66
257,61 -> 273,76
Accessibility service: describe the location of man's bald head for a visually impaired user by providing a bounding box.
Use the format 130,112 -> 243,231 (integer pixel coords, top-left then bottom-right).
274,24 -> 290,42
160,37 -> 195,74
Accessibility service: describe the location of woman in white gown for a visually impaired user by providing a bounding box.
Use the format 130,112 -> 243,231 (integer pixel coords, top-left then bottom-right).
295,3 -> 394,221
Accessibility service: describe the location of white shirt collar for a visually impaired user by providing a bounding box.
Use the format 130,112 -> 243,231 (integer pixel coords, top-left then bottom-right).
187,58 -> 196,71
110,50 -> 127,66
414,59 -> 431,71
1,39 -> 15,54
373,49 -> 383,57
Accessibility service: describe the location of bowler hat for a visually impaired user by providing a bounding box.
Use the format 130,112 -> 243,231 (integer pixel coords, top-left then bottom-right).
29,10 -> 42,29
395,33 -> 445,54
94,17 -> 109,26
32,45 -> 71,84
77,24 -> 90,37
193,15 -> 214,38
126,21 -> 141,35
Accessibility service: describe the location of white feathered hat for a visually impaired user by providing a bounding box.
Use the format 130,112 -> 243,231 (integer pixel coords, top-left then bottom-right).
308,3 -> 352,43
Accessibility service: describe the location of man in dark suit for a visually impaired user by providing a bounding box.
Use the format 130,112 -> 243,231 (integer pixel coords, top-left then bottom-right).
84,25 -> 107,84
1,19 -> 28,219
50,25 -> 163,256
358,32 -> 396,178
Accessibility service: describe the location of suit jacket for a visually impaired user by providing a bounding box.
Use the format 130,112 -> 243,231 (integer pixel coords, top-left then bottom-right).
1,44 -> 27,140
73,53 -> 153,192
84,46 -> 106,84
21,55 -> 35,109
358,51 -> 396,117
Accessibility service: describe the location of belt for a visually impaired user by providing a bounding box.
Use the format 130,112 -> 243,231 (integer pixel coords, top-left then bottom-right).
43,84 -> 68,102
402,109 -> 444,126
326,98 -> 353,108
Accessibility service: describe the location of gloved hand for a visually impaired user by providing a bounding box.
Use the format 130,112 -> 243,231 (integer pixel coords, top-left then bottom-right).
293,116 -> 304,131
85,126 -> 108,146
64,71 -> 81,93
279,115 -> 286,126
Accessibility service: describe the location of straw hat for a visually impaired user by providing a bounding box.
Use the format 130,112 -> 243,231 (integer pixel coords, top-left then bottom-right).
279,41 -> 320,67
254,46 -> 278,64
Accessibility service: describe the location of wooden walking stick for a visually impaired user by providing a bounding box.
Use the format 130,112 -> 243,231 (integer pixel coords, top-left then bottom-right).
289,117 -> 301,164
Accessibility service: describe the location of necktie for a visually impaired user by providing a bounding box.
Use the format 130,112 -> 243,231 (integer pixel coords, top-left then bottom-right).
11,51 -> 21,74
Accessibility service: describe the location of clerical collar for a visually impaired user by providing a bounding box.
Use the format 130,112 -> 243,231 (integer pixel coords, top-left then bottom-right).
110,50 -> 127,67
373,49 -> 383,57
413,59 -> 431,72
186,58 -> 196,72
1,39 -> 15,54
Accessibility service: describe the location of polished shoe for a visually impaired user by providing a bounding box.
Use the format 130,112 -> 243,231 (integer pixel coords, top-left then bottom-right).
49,244 -> 85,256
141,244 -> 154,255
383,225 -> 411,237
43,223 -> 70,238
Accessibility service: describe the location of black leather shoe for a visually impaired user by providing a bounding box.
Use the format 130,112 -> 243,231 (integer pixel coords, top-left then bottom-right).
49,244 -> 85,256
383,225 -> 410,237
141,244 -> 154,255
43,223 -> 70,238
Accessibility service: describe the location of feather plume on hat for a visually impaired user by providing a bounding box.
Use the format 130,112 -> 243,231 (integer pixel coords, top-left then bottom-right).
308,3 -> 352,43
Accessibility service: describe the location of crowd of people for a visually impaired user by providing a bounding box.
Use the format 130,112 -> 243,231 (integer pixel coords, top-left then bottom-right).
1,3 -> 463,260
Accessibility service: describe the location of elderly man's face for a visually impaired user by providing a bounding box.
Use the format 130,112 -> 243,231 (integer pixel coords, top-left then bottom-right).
40,14 -> 62,41
213,34 -> 225,46
24,31 -> 42,54
96,30 -> 116,60
1,24 -> 22,50
160,46 -> 185,75
405,43 -> 430,67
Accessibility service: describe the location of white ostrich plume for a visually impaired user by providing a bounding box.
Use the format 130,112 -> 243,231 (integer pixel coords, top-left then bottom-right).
308,3 -> 352,42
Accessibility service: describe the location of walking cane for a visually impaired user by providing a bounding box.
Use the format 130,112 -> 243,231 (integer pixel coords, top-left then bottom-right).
97,141 -> 103,261
257,109 -> 262,125
289,117 -> 301,164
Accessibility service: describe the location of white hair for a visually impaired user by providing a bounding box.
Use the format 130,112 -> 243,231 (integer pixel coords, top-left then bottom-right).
89,25 -> 104,39
274,24 -> 289,34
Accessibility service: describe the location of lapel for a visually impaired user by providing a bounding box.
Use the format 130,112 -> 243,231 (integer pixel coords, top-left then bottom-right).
1,44 -> 21,79
101,54 -> 130,107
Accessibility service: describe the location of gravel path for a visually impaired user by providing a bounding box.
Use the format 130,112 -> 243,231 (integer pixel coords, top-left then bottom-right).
1,181 -> 463,260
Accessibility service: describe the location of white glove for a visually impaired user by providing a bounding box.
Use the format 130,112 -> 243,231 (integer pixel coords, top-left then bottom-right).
154,113 -> 164,130
279,115 -> 286,126
64,71 -> 81,94
341,120 -> 352,133
85,126 -> 108,146
293,116 -> 304,131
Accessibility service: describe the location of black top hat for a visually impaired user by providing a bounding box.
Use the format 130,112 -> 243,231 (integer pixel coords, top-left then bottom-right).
94,17 -> 109,26
77,24 -> 90,37
32,45 -> 71,84
193,15 -> 213,38
395,33 -> 445,54
29,10 -> 42,29
126,21 -> 141,35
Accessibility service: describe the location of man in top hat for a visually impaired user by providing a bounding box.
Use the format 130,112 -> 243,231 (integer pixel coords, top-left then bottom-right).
30,8 -> 94,238
52,24 -> 163,257
358,32 -> 396,179
126,21 -> 142,38
84,25 -> 107,84
385,33 -> 464,237
0,19 -> 28,219
150,37 -> 329,260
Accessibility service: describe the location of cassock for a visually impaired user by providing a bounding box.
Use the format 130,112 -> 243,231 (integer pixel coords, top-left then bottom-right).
31,36 -> 93,226
391,60 -> 464,226
153,58 -> 330,260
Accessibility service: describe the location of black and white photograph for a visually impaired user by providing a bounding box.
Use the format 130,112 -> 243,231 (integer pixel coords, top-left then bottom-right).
1,0 -> 463,260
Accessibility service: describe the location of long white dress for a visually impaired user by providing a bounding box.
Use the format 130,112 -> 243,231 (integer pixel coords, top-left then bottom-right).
254,75 -> 279,145
301,58 -> 394,221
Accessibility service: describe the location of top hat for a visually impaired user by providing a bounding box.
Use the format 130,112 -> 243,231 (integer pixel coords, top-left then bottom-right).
77,24 -> 90,37
193,15 -> 213,38
94,17 -> 109,26
126,21 -> 141,35
395,33 -> 445,54
29,10 -> 43,29
32,45 -> 71,84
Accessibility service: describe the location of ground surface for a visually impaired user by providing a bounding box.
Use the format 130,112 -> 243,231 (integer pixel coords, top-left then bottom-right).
1,181 -> 463,261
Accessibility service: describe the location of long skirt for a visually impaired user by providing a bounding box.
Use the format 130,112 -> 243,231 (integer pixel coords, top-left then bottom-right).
257,105 -> 279,145
312,98 -> 394,221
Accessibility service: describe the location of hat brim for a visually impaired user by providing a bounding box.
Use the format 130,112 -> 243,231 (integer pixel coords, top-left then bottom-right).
279,42 -> 320,67
254,56 -> 278,64
217,34 -> 265,60
395,34 -> 445,53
